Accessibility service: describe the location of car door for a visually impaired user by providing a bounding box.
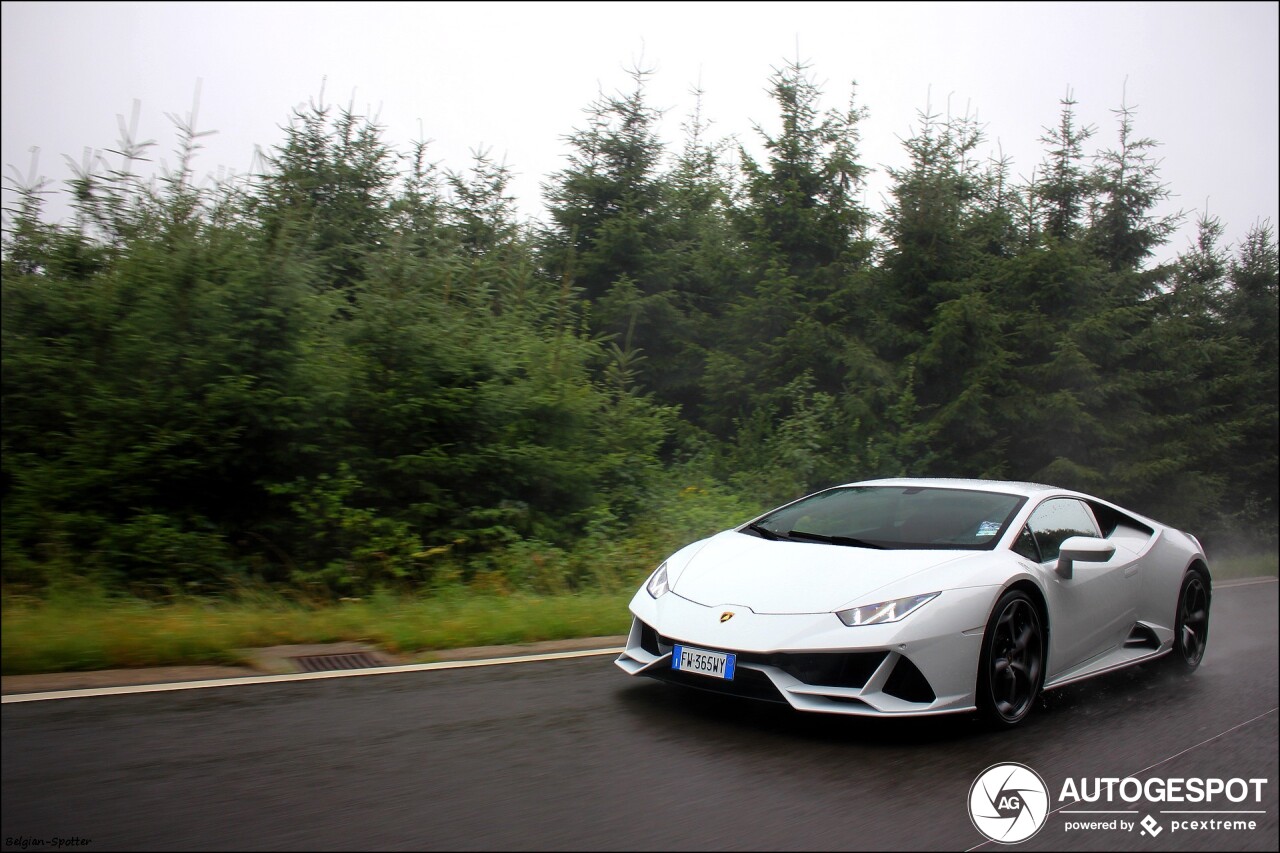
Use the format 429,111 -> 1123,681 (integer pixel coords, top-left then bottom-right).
1022,497 -> 1137,676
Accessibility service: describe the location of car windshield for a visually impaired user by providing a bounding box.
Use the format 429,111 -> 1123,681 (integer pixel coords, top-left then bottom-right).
746,485 -> 1026,550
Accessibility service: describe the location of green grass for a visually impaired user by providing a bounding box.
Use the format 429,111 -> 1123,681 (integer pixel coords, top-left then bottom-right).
3,552 -> 1274,677
1,588 -> 634,676
1211,552 -> 1279,580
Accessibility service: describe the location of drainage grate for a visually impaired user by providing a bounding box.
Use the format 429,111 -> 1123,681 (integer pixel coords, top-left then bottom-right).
290,652 -> 385,673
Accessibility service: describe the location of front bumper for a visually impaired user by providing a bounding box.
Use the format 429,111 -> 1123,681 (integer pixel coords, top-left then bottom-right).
615,586 -> 997,716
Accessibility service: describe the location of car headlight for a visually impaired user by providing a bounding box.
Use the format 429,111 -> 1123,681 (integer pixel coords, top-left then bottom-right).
836,592 -> 939,626
646,562 -> 670,599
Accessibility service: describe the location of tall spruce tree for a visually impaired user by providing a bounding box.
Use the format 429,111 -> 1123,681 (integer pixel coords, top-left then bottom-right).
698,59 -> 880,499
1112,214 -> 1239,532
737,59 -> 872,285
1087,97 -> 1183,276
1036,90 -> 1096,242
870,104 -> 1019,476
875,106 -> 989,357
253,99 -> 397,297
707,60 -> 874,435
638,85 -> 745,421
1222,221 -> 1279,545
541,66 -> 696,402
541,66 -> 665,302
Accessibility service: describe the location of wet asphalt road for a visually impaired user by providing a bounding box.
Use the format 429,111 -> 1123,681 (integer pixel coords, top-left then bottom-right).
2,580 -> 1276,852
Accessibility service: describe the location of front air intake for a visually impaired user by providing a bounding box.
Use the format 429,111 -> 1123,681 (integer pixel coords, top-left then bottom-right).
735,650 -> 887,689
882,655 -> 936,704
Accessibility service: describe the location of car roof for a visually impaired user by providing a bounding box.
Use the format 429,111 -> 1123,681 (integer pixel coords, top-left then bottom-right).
843,478 -> 1064,499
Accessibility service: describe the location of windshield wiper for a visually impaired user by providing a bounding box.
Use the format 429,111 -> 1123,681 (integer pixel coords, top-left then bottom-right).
784,529 -> 886,549
745,522 -> 790,541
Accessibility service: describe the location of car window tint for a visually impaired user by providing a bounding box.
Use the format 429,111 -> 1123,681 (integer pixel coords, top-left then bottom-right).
1011,524 -> 1041,561
1026,498 -> 1100,563
753,486 -> 1024,550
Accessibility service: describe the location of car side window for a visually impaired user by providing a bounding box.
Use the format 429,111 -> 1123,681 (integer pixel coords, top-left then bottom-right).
1025,498 -> 1101,563
1011,524 -> 1041,562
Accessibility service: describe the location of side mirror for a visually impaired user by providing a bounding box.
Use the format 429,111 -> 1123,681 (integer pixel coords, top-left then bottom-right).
1056,536 -> 1116,579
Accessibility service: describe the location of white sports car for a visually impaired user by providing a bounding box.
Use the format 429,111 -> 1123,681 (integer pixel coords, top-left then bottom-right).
616,478 -> 1211,726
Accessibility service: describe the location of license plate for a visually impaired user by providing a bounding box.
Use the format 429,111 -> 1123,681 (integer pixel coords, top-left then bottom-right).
672,644 -> 736,680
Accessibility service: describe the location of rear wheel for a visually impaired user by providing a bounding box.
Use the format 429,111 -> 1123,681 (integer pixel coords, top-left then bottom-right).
978,590 -> 1045,727
1168,569 -> 1209,671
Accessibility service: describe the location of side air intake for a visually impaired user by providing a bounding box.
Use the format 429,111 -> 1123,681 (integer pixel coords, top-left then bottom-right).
1123,622 -> 1161,650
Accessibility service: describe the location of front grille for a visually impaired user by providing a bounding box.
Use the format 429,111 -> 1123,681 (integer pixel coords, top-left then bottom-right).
650,665 -> 787,703
636,619 -> 886,689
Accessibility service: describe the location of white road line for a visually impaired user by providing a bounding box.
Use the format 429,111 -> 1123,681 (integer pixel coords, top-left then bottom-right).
1,647 -> 624,704
1214,576 -> 1279,588
5,577 -> 1275,704
1106,706 -> 1279,782
965,706 -> 1280,851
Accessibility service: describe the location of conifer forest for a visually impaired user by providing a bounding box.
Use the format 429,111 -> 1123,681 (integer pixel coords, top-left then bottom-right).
3,61 -> 1276,598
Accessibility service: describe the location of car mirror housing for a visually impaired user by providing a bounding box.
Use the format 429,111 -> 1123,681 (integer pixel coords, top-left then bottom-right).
1056,536 -> 1116,579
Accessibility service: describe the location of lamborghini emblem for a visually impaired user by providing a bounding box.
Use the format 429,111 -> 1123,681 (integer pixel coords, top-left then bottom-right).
720,611 -> 735,623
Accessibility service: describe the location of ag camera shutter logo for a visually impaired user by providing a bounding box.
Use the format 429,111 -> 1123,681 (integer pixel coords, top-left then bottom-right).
969,763 -> 1050,844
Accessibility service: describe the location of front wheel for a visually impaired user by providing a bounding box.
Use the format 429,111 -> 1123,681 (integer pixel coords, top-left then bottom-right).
977,590 -> 1045,728
1168,569 -> 1210,671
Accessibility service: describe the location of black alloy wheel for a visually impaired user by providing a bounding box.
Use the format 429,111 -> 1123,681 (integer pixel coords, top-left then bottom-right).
978,590 -> 1045,727
1169,569 -> 1210,671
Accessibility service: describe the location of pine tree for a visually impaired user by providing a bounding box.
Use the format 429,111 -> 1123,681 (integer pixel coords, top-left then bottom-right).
446,148 -> 520,259
253,99 -> 397,297
870,102 -> 1021,476
737,58 -> 872,285
1036,90 -> 1096,242
875,105 -> 989,357
706,59 -> 874,436
650,84 -> 744,421
1109,214 -> 1238,531
1087,96 -> 1183,275
1222,221 -> 1279,544
541,65 -> 665,304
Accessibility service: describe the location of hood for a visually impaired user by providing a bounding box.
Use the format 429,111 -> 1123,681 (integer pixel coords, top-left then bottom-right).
670,531 -> 972,614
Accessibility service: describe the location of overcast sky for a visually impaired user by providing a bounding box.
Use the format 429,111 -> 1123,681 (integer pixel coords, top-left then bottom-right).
3,1 -> 1277,264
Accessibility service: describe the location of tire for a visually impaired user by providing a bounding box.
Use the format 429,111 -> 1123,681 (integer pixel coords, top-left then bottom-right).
977,589 -> 1046,728
1167,568 -> 1210,672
